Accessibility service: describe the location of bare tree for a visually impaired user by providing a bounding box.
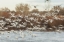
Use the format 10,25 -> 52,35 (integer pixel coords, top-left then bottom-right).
31,9 -> 39,13
0,7 -> 10,17
15,3 -> 30,16
0,7 -> 10,11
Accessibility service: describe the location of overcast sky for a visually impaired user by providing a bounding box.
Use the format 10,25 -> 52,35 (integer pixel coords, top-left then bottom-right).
0,0 -> 64,11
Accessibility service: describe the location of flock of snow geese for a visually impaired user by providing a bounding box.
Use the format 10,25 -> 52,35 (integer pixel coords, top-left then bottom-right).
0,11 -> 63,32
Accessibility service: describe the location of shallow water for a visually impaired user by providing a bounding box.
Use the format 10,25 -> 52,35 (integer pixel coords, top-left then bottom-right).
0,30 -> 64,42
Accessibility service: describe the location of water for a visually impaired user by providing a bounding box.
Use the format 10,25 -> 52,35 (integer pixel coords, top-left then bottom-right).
0,30 -> 64,42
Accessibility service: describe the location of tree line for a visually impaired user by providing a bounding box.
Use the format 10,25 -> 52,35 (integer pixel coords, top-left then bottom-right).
0,3 -> 64,17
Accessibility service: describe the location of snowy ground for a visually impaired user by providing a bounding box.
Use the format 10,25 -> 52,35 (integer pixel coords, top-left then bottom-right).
0,30 -> 64,42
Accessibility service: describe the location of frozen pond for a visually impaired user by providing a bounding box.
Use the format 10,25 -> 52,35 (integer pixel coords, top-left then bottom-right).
0,30 -> 64,42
